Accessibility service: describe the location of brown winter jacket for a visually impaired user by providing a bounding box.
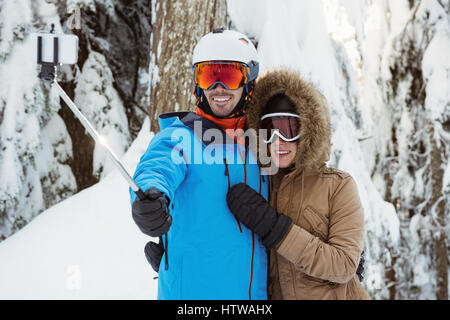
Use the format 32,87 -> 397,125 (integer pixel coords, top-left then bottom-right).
247,69 -> 371,300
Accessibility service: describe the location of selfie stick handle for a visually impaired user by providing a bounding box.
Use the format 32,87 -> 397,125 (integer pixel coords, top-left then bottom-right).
53,81 -> 146,200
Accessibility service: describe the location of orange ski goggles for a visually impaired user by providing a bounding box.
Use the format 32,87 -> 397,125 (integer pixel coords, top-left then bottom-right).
193,61 -> 249,90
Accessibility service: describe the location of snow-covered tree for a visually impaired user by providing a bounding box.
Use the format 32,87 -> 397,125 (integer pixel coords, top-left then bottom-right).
361,0 -> 449,300
0,0 -> 150,239
0,0 -> 77,240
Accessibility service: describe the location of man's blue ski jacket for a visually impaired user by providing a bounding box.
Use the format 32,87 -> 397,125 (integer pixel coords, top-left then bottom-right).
130,112 -> 269,300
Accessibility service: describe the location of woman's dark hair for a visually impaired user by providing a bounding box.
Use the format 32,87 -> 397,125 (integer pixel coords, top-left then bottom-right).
261,93 -> 298,117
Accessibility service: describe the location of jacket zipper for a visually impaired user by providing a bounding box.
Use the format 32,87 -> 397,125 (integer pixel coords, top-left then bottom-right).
163,233 -> 169,270
229,144 -> 258,299
259,170 -> 270,299
239,146 -> 255,299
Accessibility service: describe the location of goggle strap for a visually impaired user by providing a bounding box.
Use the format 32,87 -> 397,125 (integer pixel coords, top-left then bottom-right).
247,60 -> 259,82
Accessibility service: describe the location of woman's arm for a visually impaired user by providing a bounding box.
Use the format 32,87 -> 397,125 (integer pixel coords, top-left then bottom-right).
276,176 -> 365,284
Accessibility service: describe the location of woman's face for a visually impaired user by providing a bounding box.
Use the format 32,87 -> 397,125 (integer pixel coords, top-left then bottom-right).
269,136 -> 298,168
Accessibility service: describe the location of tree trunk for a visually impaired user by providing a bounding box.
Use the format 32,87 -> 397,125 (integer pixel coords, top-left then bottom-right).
428,124 -> 448,300
148,0 -> 227,132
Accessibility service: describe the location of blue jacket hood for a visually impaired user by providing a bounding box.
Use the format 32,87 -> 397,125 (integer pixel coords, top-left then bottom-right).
158,112 -> 191,130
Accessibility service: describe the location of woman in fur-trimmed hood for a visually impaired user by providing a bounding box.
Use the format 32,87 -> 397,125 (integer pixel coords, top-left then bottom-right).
226,68 -> 370,300
246,68 -> 332,171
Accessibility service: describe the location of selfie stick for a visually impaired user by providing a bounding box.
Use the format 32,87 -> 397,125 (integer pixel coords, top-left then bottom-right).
55,83 -> 146,199
37,26 -> 170,271
36,25 -> 146,200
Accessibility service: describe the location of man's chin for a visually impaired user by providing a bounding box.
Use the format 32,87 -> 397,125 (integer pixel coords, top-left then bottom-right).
211,105 -> 233,117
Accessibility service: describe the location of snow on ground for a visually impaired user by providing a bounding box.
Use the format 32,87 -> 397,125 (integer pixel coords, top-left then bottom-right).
0,118 -> 157,299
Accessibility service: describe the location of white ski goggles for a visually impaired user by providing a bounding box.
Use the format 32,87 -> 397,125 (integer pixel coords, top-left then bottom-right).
260,112 -> 301,144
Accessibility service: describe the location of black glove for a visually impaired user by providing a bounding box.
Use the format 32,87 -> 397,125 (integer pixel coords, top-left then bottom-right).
226,183 -> 292,249
132,187 -> 172,237
356,250 -> 365,282
144,240 -> 164,272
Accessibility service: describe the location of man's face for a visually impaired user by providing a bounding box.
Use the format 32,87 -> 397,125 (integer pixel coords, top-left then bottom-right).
203,84 -> 244,117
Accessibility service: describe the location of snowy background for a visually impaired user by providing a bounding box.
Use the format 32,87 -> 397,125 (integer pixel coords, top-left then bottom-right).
0,0 -> 449,299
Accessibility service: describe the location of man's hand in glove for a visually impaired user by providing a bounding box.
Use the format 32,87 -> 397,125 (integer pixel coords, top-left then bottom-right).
226,183 -> 292,249
145,240 -> 164,273
132,187 -> 172,237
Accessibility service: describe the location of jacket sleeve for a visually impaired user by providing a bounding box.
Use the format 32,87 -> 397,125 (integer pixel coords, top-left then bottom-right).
276,176 -> 365,284
129,129 -> 188,204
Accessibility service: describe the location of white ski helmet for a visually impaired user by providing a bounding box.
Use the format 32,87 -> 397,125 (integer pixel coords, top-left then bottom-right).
192,29 -> 259,82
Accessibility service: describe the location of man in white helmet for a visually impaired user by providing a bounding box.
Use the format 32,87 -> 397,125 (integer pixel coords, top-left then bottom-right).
130,29 -> 269,299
